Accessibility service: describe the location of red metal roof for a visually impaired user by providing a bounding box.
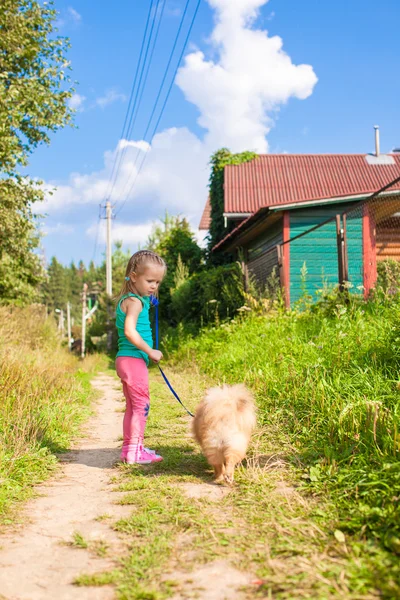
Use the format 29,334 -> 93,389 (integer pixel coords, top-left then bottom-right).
199,196 -> 211,230
225,154 -> 400,214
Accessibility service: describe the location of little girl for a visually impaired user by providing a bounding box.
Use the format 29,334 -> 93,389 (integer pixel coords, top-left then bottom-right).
115,250 -> 166,464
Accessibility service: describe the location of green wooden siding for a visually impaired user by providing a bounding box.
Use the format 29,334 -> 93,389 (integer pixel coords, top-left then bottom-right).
247,220 -> 282,287
289,204 -> 363,304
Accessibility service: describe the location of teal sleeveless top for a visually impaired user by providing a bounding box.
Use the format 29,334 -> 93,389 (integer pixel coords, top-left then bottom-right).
116,294 -> 153,365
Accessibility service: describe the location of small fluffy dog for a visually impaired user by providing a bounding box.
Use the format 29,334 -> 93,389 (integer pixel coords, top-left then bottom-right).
192,384 -> 256,484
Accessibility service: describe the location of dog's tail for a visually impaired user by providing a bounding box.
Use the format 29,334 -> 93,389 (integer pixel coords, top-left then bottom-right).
231,384 -> 255,413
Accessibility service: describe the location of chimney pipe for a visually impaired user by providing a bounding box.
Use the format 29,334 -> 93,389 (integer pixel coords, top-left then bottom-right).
374,125 -> 380,157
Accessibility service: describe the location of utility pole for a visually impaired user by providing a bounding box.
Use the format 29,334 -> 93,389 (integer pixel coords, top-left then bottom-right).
105,201 -> 113,352
67,302 -> 72,351
57,309 -> 65,336
106,201 -> 112,296
81,283 -> 88,359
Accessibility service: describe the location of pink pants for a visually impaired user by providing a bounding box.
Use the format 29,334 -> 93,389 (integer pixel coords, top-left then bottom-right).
115,357 -> 150,450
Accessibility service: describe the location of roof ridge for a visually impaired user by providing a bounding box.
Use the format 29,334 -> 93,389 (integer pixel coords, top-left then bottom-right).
228,153 -> 399,158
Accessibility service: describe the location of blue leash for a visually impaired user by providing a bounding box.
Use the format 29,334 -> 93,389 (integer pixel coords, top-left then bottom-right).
150,296 -> 194,418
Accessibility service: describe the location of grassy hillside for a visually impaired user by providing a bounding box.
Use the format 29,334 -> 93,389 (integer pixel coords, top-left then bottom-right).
172,293 -> 400,596
0,306 -> 102,522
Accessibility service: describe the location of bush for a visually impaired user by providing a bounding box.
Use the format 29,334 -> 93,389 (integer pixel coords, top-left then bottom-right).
376,258 -> 400,297
170,263 -> 245,327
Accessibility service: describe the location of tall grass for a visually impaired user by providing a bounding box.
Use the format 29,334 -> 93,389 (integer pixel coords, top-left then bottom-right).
172,292 -> 400,593
0,305 -> 100,521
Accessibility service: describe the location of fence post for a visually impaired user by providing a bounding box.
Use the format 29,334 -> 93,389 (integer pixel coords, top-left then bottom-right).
362,204 -> 377,298
336,215 -> 345,291
240,248 -> 249,292
276,244 -> 284,284
277,244 -> 290,309
81,283 -> 87,359
336,213 -> 350,294
342,213 -> 349,282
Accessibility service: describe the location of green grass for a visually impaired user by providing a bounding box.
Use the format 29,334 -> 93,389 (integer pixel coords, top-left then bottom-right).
75,370 -> 392,599
0,305 -> 107,523
170,292 -> 400,597
71,531 -> 89,549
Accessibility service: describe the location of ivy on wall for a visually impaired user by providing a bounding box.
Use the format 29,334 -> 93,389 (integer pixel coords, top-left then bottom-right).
207,148 -> 257,265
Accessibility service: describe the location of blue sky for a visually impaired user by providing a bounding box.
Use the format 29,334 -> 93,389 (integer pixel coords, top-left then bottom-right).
31,0 -> 400,267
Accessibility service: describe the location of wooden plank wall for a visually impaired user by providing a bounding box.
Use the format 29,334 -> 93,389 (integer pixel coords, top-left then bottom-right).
376,217 -> 400,262
247,219 -> 283,289
289,204 -> 363,304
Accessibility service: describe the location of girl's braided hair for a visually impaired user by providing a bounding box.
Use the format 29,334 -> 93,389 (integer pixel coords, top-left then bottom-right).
115,250 -> 166,303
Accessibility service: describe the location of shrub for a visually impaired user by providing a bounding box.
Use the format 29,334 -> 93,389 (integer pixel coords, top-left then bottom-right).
170,263 -> 245,327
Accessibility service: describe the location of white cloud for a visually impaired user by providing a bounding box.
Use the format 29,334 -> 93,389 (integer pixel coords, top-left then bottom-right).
86,220 -> 154,247
96,89 -> 127,109
41,223 -> 74,236
166,1 -> 182,17
176,0 -> 317,153
56,6 -> 82,29
41,0 -> 317,252
67,7 -> 82,23
119,140 -> 150,153
39,127 -> 208,221
68,93 -> 86,111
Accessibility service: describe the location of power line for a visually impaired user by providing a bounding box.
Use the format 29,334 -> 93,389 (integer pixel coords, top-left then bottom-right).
108,0 -> 164,205
114,0 -> 201,218
116,0 -> 194,206
119,0 -> 167,157
104,0 -> 157,204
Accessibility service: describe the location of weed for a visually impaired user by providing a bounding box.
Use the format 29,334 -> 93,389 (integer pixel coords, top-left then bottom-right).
0,305 -> 106,522
170,295 -> 400,597
71,531 -> 89,549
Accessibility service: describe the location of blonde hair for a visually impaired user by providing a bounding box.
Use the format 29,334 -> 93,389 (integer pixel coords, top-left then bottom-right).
115,250 -> 166,303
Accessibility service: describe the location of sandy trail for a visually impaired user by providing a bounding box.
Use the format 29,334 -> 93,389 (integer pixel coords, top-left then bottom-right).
0,374 -> 128,600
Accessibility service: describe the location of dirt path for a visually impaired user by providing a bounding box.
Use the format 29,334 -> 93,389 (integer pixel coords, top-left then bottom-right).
0,374 -> 130,600
0,369 -> 376,600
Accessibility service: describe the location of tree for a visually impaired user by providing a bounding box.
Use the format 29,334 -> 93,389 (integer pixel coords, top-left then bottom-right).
0,179 -> 44,302
42,256 -> 68,312
156,220 -> 202,275
0,0 -> 74,303
146,212 -> 180,251
0,0 -> 73,175
144,216 -> 203,323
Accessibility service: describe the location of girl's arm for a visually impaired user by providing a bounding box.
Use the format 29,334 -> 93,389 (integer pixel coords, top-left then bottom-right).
124,298 -> 163,363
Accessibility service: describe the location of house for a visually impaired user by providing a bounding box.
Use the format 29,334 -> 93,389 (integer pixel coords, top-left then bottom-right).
200,137 -> 400,307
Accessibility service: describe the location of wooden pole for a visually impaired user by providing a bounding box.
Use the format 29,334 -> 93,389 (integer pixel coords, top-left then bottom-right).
282,211 -> 291,309
240,248 -> 249,292
105,201 -> 113,352
106,201 -> 112,296
276,244 -> 284,288
67,302 -> 72,350
342,213 -> 349,283
81,283 -> 88,359
336,214 -> 344,291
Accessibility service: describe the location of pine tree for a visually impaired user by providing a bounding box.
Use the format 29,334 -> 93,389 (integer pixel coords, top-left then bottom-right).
43,257 -> 68,312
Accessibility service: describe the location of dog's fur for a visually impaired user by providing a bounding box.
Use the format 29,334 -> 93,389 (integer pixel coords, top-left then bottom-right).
192,384 -> 256,484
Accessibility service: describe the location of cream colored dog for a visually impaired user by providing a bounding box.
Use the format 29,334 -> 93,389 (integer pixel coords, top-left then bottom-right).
192,384 -> 256,484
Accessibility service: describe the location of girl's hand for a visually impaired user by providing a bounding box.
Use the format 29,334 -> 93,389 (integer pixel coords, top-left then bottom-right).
149,349 -> 163,363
